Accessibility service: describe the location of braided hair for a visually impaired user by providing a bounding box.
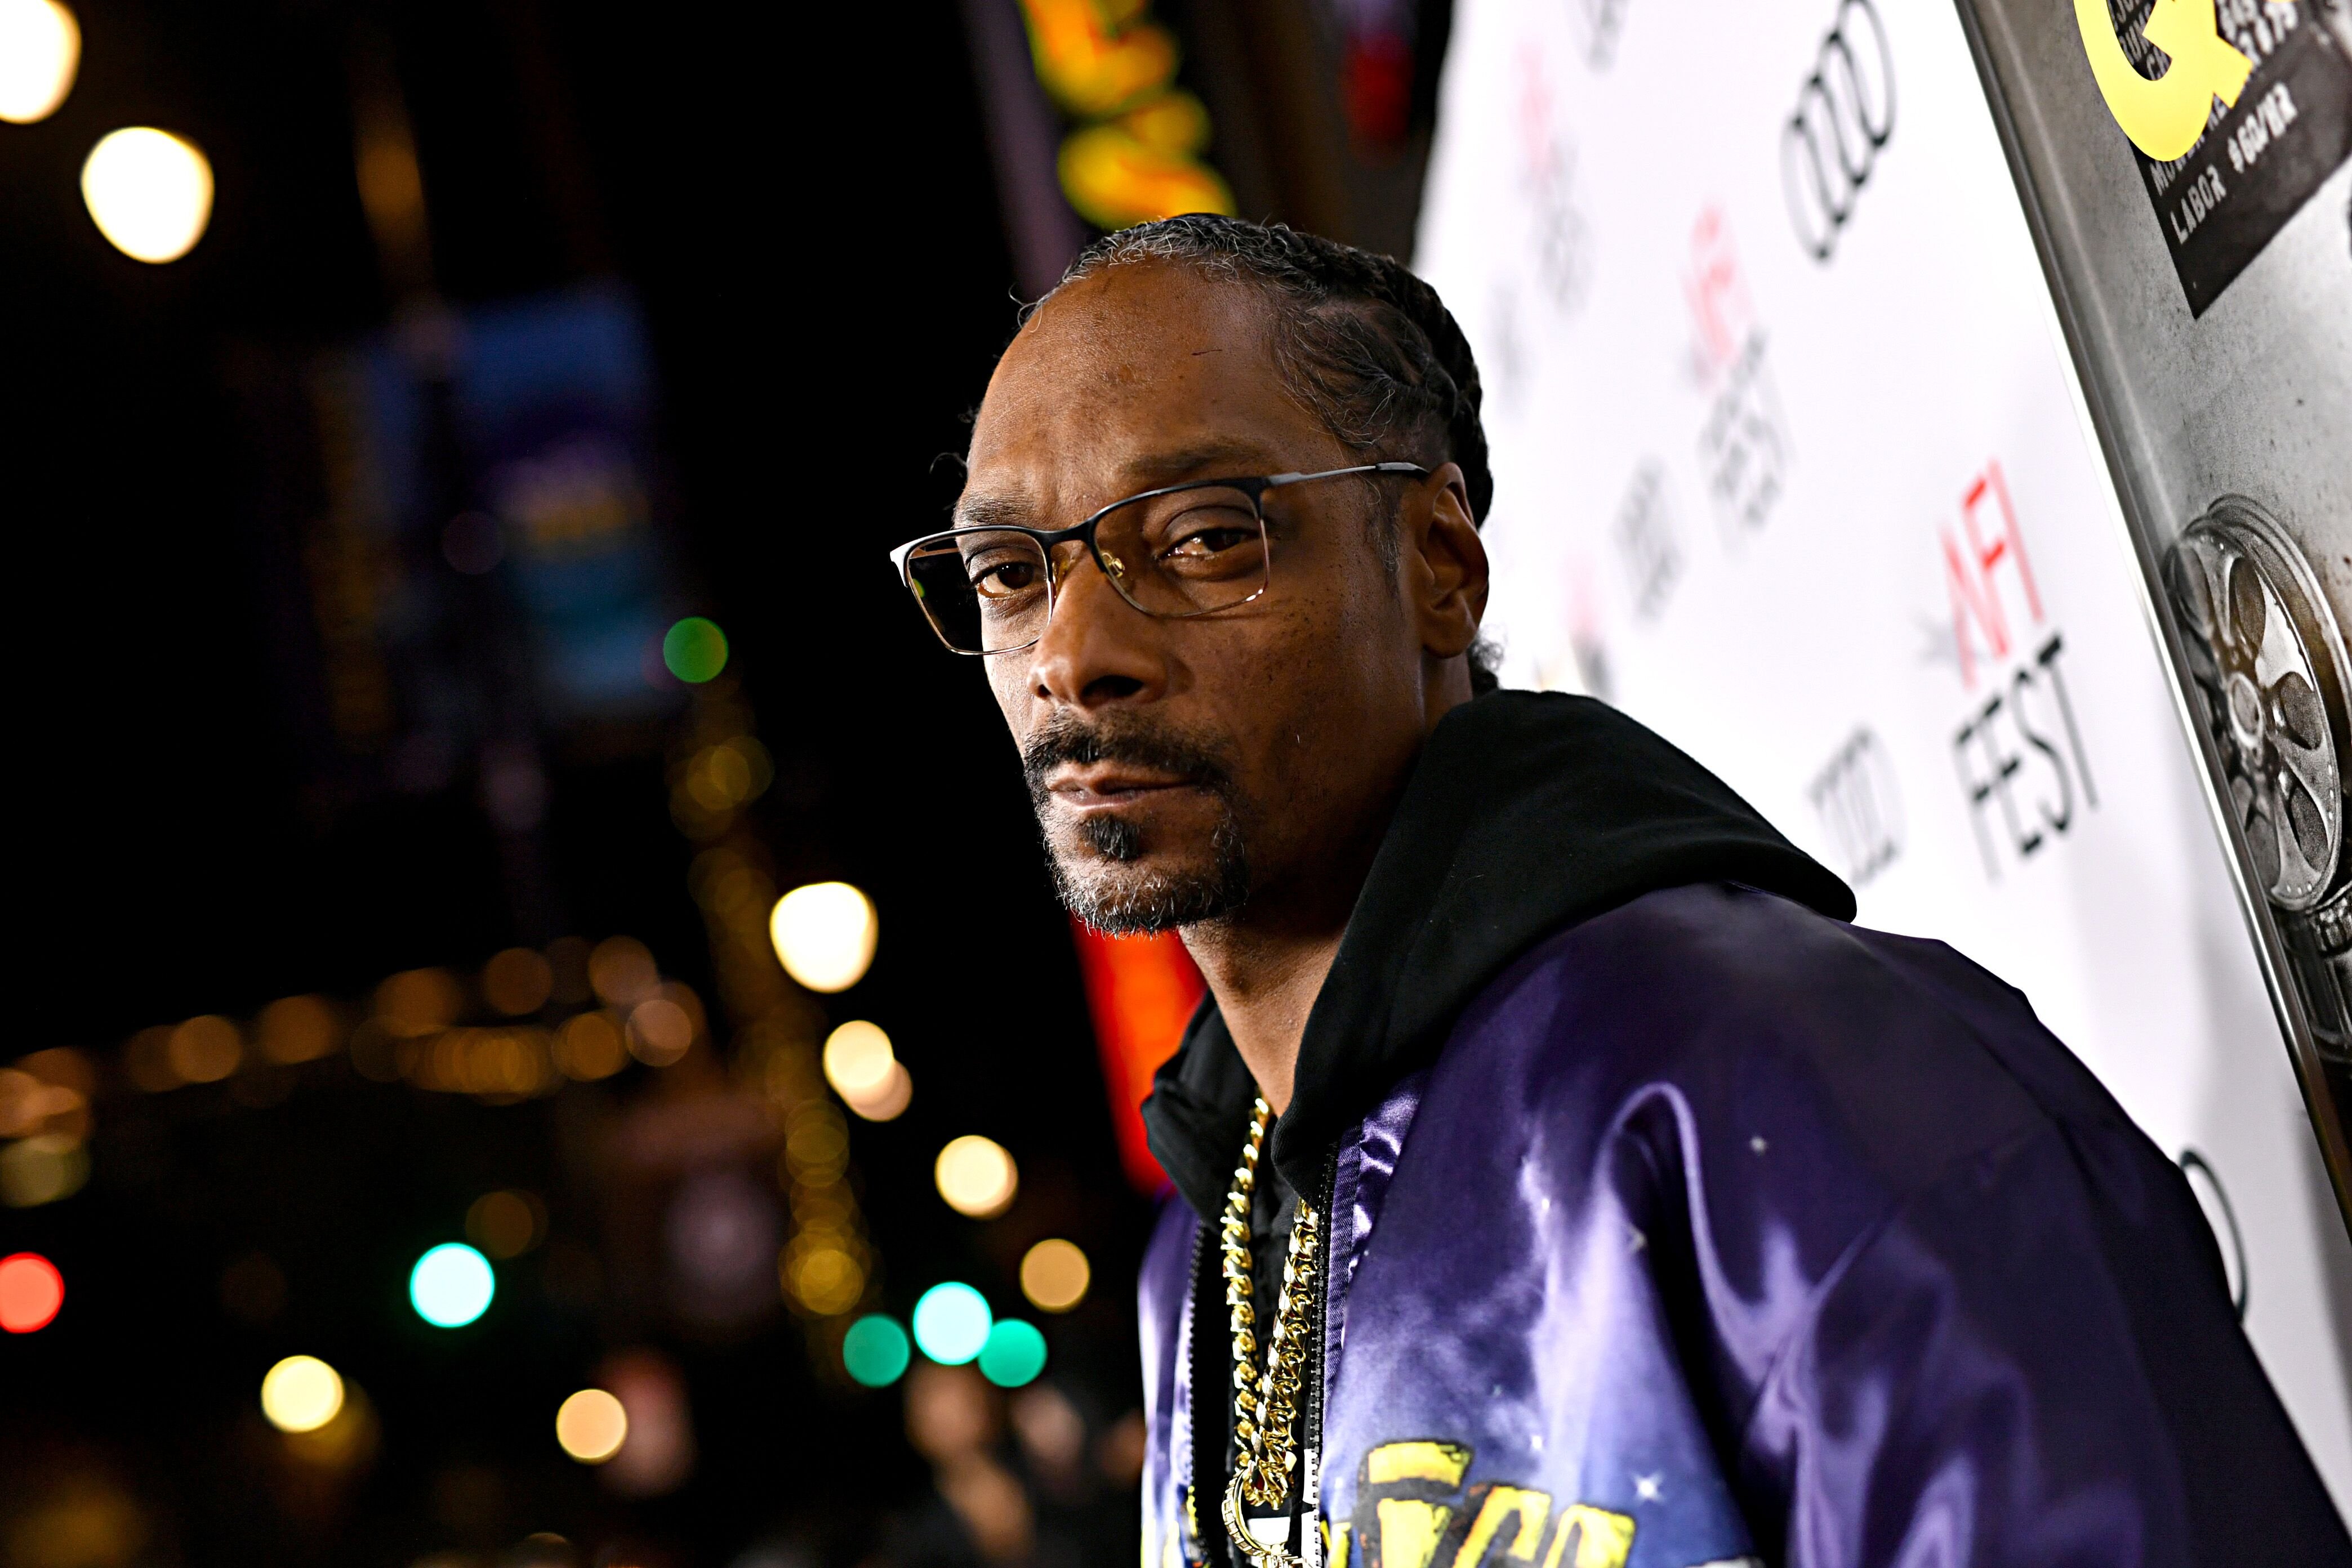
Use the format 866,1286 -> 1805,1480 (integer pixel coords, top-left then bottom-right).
1035,215 -> 1502,691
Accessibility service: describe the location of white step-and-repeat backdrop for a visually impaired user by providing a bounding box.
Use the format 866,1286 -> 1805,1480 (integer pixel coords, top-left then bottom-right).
1416,0 -> 2352,1511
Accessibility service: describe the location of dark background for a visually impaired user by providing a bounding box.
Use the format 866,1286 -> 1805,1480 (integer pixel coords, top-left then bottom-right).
0,2 -> 1447,1563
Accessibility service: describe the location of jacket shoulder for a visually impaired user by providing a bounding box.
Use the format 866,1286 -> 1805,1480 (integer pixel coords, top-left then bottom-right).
1438,881 -> 2140,1203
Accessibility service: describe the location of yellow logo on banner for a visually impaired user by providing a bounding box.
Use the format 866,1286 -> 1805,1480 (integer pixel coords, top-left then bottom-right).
2073,0 -> 2253,161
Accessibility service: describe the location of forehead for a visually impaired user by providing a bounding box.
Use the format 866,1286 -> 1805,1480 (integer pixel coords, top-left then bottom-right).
963,262 -> 1337,519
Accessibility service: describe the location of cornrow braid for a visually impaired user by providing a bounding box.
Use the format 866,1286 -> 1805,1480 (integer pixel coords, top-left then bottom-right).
1035,215 -> 1501,689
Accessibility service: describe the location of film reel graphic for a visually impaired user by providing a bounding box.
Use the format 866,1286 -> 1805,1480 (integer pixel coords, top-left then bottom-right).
1780,0 -> 1896,262
2166,496 -> 2352,1061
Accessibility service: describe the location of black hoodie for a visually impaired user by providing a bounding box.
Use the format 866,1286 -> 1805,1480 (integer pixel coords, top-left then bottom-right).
1141,689 -> 1855,1216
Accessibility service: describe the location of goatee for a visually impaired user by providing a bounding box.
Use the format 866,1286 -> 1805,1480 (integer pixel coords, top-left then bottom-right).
1022,711 -> 1252,935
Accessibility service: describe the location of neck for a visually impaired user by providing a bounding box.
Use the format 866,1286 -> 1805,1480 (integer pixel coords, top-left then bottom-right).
1179,786 -> 1399,1117
1181,915 -> 1344,1118
1183,658 -> 1476,1115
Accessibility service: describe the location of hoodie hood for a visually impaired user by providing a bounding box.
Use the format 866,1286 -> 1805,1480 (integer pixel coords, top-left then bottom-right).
1140,689 -> 1855,1218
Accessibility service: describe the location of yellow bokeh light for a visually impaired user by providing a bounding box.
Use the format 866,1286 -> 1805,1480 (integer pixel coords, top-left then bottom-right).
934,1134 -> 1018,1219
482,948 -> 554,1016
167,1015 -> 242,1084
769,882 -> 876,993
257,995 -> 342,1064
376,968 -> 462,1037
781,1239 -> 867,1316
1019,1239 -> 1092,1313
822,1021 -> 894,1101
555,1387 -> 628,1463
552,1010 -> 628,1080
0,0 -> 79,125
82,128 -> 215,264
260,1355 -> 346,1434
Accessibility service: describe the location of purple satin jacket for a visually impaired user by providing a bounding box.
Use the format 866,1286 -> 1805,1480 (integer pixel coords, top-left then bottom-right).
1138,884 -> 2350,1568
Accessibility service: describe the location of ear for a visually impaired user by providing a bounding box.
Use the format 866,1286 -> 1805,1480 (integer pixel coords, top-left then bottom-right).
1403,462 -> 1489,661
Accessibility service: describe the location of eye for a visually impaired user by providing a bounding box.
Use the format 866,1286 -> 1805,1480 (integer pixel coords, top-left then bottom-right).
966,555 -> 1043,599
1159,507 -> 1259,561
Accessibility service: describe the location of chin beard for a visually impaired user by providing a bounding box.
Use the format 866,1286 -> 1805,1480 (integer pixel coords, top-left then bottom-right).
1022,712 -> 1254,936
1047,811 -> 1251,935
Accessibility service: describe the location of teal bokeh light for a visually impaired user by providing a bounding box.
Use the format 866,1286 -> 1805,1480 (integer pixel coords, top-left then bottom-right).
911,1282 -> 992,1365
663,617 -> 729,683
977,1318 -> 1048,1388
409,1243 -> 495,1328
843,1314 -> 913,1387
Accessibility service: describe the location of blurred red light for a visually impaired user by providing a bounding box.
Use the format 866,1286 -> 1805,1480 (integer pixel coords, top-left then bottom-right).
1069,922 -> 1203,1193
0,1251 -> 64,1333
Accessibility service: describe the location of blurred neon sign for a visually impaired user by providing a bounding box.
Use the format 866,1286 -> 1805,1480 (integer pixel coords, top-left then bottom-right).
1019,0 -> 1235,228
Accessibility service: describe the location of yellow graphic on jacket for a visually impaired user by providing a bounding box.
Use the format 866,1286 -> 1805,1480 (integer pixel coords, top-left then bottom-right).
1335,1440 -> 1637,1568
2073,0 -> 2253,160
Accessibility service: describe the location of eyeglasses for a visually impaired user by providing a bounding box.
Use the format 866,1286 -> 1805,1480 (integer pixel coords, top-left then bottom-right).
888,462 -> 1430,655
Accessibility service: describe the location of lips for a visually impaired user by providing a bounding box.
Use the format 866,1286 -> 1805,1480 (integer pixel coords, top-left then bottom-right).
1046,763 -> 1201,809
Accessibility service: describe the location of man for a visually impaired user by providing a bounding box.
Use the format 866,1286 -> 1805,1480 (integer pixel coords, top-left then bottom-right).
888,216 -> 2350,1567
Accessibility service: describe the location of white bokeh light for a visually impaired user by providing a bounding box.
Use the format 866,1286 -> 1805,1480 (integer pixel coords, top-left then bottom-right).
768,881 -> 877,992
0,0 -> 79,124
81,128 -> 215,264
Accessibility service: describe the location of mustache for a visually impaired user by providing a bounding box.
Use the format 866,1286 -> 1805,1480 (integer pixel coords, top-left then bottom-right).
1020,712 -> 1236,800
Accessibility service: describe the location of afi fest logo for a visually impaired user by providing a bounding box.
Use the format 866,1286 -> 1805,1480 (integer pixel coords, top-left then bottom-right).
1939,461 -> 2100,879
2075,0 -> 2254,161
1781,0 -> 1895,262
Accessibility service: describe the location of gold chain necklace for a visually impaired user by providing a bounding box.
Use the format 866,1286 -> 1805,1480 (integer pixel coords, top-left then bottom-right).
1217,1096 -> 1320,1568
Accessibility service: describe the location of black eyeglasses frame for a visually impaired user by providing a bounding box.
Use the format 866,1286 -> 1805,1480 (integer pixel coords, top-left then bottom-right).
886,461 -> 1432,656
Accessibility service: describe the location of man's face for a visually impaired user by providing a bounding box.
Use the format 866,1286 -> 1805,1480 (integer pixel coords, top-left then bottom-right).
958,262 -> 1457,934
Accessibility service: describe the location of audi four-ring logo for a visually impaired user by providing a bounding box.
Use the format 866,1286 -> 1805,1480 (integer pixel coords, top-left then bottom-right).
1782,0 -> 1896,262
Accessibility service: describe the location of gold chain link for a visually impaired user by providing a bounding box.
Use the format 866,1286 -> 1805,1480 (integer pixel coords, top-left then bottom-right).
1217,1097 -> 1320,1567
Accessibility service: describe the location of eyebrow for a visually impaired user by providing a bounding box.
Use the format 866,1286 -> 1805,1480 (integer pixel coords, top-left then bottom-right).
952,439 -> 1284,531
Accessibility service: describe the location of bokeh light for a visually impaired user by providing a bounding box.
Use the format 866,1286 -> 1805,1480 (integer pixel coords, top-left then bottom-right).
978,1319 -> 1049,1388
256,995 -> 342,1064
408,1242 -> 494,1328
912,1282 -> 993,1365
552,1010 -> 628,1080
0,1133 -> 88,1208
0,1251 -> 63,1333
465,1190 -> 546,1260
587,936 -> 660,1007
625,996 -> 693,1066
376,968 -> 462,1036
662,617 -> 729,683
823,1021 -> 893,1100
259,1355 -> 345,1433
769,882 -> 877,992
841,1313 -> 913,1387
555,1388 -> 628,1463
934,1134 -> 1018,1219
167,1015 -> 242,1084
1019,1239 -> 1091,1313
81,128 -> 213,263
848,1062 -> 912,1121
482,947 -> 554,1015
0,0 -> 79,124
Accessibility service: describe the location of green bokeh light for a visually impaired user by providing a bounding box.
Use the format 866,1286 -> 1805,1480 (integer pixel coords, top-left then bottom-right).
843,1314 -> 913,1387
409,1243 -> 494,1328
663,617 -> 729,683
911,1282 -> 992,1365
977,1318 -> 1047,1388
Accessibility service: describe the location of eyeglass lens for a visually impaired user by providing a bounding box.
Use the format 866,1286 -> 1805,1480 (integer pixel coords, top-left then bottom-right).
905,485 -> 1268,653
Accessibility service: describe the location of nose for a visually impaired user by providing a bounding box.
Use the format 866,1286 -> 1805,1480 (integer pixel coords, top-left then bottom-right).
1025,546 -> 1168,712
